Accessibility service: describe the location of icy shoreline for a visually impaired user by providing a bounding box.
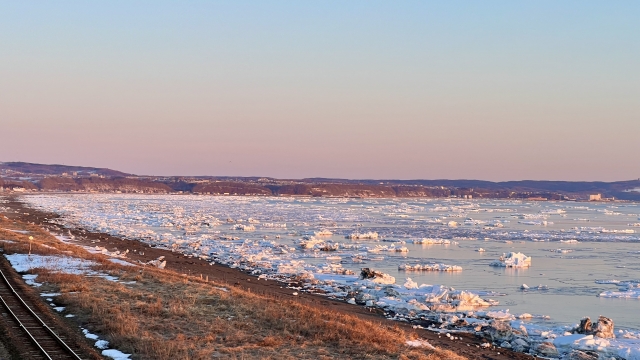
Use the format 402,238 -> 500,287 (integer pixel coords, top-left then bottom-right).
17,194 -> 640,359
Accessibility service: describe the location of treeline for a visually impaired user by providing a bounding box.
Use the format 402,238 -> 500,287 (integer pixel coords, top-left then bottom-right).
194,182 -> 447,197
193,182 -> 272,196
37,177 -> 171,193
191,182 -> 561,199
0,178 -> 39,190
33,178 -> 460,197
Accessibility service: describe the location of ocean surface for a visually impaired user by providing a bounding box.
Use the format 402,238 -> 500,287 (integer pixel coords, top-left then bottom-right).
21,194 -> 640,331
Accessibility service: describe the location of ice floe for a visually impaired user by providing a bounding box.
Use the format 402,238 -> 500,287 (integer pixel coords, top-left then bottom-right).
398,263 -> 462,272
360,268 -> 395,284
490,252 -> 531,268
598,280 -> 640,298
413,238 -> 455,245
346,231 -> 379,240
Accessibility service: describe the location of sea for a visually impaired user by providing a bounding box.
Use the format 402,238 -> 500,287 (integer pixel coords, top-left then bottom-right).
21,194 -> 640,331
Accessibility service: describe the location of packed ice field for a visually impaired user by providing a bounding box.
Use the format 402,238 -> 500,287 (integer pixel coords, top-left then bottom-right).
19,194 -> 640,358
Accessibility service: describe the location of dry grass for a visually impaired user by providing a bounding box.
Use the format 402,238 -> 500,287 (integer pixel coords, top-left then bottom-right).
0,217 -> 466,360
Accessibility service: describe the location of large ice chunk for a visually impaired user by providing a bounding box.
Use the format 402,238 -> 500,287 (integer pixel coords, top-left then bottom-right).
490,252 -> 531,268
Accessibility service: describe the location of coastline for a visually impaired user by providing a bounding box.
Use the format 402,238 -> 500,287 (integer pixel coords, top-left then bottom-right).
3,189 -> 637,203
1,195 -> 533,360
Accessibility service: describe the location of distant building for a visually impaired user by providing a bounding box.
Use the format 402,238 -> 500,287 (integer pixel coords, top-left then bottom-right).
589,194 -> 602,201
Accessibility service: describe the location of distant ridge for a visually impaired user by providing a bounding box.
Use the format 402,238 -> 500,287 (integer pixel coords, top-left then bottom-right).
302,177 -> 639,194
0,162 -> 131,177
1,161 -> 639,200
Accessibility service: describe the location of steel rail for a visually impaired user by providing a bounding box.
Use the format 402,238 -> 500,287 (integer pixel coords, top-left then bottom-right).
0,267 -> 83,359
0,286 -> 53,359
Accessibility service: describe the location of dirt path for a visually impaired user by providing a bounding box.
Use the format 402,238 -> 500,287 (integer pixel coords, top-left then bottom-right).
2,196 -> 534,360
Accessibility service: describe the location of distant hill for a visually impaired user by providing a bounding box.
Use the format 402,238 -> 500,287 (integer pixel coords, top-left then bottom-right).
0,162 -> 130,177
1,161 -> 639,200
38,177 -> 171,193
302,178 -> 640,201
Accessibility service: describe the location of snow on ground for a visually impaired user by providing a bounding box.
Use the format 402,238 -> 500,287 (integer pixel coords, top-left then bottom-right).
82,329 -> 130,359
102,349 -> 131,360
82,328 -> 99,340
22,274 -> 41,287
4,254 -> 129,286
406,339 -> 435,349
107,258 -> 136,266
94,340 -> 109,350
6,253 -> 96,273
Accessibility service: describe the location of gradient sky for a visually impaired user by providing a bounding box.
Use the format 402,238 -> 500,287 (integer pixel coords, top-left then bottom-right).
1,1 -> 639,181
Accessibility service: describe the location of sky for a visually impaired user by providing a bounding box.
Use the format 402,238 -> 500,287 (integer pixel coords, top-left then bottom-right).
1,1 -> 639,181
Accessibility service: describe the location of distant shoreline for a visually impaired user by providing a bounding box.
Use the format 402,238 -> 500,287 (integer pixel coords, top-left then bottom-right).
2,162 -> 640,201
2,191 -> 636,203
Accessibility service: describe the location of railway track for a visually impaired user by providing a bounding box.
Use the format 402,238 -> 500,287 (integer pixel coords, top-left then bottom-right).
0,265 -> 84,360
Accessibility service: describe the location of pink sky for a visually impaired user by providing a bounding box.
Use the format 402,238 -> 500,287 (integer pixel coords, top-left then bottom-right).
1,2 -> 639,181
